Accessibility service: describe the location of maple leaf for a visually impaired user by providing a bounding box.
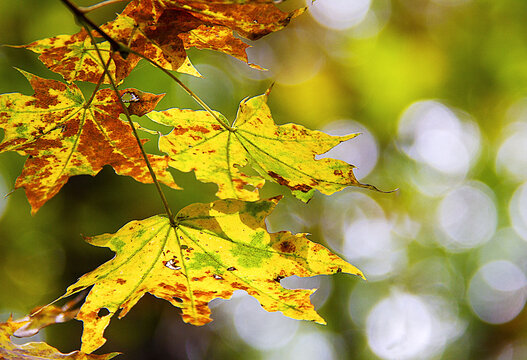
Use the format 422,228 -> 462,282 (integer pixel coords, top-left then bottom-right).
0,318 -> 119,360
13,29 -> 138,84
56,196 -> 363,353
147,89 -> 381,202
101,0 -> 304,72
0,70 -> 179,213
19,0 -> 304,83
159,0 -> 306,41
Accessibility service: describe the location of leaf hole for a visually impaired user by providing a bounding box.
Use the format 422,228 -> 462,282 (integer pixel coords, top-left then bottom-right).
227,267 -> 237,271
274,275 -> 285,283
165,258 -> 181,271
121,91 -> 140,103
97,308 -> 110,317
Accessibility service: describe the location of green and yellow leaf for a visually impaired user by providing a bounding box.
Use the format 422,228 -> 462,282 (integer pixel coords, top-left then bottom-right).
0,318 -> 119,360
147,89 -> 380,202
58,196 -> 362,353
0,70 -> 179,213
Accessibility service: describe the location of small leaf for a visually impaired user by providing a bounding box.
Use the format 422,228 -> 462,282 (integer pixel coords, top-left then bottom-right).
147,89 -> 381,202
0,318 -> 119,359
57,197 -> 362,353
0,70 -> 179,213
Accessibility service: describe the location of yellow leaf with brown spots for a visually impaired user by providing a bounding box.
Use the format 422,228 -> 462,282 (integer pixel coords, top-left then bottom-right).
0,70 -> 179,213
16,29 -> 140,84
19,0 -> 304,82
147,89 -> 381,202
56,196 -> 362,353
0,318 -> 119,360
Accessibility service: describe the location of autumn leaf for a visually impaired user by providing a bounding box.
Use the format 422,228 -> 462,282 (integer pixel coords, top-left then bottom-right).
0,70 -> 179,213
158,0 -> 306,41
147,88 -> 381,202
13,29 -> 138,84
99,0 -> 202,77
13,295 -> 84,338
101,0 -> 304,72
18,0 -> 304,83
0,318 -> 119,360
56,196 -> 363,353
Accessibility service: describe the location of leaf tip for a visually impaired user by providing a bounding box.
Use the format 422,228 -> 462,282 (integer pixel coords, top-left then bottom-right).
13,67 -> 33,81
265,83 -> 275,97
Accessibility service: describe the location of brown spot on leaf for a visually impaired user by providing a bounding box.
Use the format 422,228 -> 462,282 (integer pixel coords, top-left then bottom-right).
230,282 -> 250,291
189,125 -> 210,133
172,126 -> 189,135
267,171 -> 312,193
279,241 -> 296,253
116,278 -> 126,285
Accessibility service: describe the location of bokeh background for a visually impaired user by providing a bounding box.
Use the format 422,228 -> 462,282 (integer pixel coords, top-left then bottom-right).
2,0 -> 527,359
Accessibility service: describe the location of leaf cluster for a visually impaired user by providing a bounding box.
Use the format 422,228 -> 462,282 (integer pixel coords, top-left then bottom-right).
0,0 -> 381,356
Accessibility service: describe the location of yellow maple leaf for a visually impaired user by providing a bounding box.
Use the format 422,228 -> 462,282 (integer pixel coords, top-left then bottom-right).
147,88 -> 381,202
56,196 -> 363,353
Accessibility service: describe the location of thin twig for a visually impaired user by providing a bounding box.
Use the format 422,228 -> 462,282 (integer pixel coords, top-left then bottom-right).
130,50 -> 235,131
83,21 -> 177,228
79,0 -> 128,13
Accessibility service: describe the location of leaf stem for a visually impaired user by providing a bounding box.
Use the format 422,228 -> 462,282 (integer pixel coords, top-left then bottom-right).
83,22 -> 177,228
128,49 -> 235,131
79,0 -> 128,13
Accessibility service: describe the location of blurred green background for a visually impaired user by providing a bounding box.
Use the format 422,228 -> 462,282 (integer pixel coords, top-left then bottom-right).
2,0 -> 527,359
